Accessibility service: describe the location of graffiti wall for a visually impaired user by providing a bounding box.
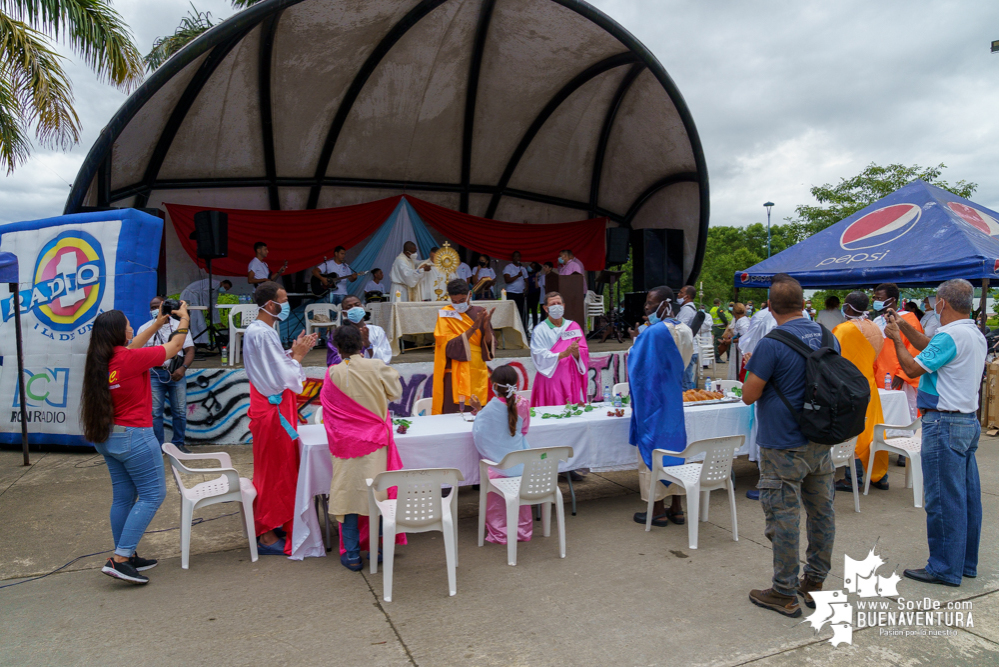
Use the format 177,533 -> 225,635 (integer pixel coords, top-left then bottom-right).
171,351 -> 630,445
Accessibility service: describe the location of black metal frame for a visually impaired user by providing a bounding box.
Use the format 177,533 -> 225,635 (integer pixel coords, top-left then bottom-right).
64,0 -> 711,284
589,62 -> 644,218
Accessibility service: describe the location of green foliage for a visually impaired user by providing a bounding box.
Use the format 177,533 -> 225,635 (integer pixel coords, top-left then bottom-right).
145,0 -> 266,71
0,0 -> 143,172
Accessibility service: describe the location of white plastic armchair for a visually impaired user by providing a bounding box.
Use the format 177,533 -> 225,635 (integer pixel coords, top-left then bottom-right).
478,445 -> 574,566
311,406 -> 323,424
612,382 -> 629,398
716,380 -> 742,393
161,443 -> 258,569
227,305 -> 278,366
829,436 -> 861,513
305,303 -> 340,338
867,418 -> 923,507
645,435 -> 743,549
366,467 -> 464,602
411,398 -> 432,417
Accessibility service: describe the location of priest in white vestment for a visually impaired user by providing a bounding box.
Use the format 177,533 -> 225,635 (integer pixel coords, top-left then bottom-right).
419,246 -> 451,302
389,241 -> 428,301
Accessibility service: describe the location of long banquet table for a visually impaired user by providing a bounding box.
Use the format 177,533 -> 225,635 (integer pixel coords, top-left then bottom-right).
289,400 -> 756,559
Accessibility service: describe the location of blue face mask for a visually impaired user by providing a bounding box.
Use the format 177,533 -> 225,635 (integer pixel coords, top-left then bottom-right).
218,286 -> 227,294
648,300 -> 670,325
346,306 -> 366,323
872,300 -> 885,311
269,300 -> 290,321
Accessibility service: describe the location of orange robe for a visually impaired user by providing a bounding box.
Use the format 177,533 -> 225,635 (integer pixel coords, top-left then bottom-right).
432,305 -> 494,415
833,320 -> 887,482
874,310 -> 923,389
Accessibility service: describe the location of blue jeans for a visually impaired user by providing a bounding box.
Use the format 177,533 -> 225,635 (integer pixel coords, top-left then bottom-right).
94,427 -> 167,557
151,368 -> 187,445
326,293 -> 346,305
682,354 -> 698,390
341,514 -> 360,560
921,411 -> 982,584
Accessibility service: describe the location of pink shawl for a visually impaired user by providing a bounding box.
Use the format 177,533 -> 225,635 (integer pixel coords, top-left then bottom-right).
321,378 -> 402,470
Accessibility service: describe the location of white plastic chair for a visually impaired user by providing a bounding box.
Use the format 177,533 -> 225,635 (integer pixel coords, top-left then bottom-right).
716,380 -> 743,393
227,305 -> 277,366
612,382 -> 629,398
516,390 -> 532,404
161,443 -> 258,569
645,435 -> 743,549
411,398 -> 432,417
584,291 -> 605,330
312,406 -> 323,424
830,436 -> 861,513
698,330 -> 716,374
304,303 -> 340,338
478,445 -> 573,566
866,419 -> 923,507
367,468 -> 464,602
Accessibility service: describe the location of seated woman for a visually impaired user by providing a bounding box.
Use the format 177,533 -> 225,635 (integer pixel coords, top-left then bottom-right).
321,325 -> 403,571
470,365 -> 533,545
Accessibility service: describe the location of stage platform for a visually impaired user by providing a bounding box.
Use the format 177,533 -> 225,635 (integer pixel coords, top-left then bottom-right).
188,337 -> 634,369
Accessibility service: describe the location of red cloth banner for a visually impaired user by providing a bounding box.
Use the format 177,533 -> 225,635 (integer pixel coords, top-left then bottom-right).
165,195 -> 607,275
406,197 -> 607,271
165,197 -> 403,276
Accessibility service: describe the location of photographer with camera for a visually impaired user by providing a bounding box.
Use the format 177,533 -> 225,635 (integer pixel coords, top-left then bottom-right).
136,297 -> 195,453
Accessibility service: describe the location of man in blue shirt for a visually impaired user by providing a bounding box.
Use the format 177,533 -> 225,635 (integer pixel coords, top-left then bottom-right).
741,275 -> 838,618
885,279 -> 986,587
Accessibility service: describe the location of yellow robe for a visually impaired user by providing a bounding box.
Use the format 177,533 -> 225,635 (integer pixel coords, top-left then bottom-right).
432,305 -> 491,415
833,320 -> 888,482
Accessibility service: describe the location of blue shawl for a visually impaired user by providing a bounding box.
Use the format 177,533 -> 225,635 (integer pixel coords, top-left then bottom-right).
628,321 -> 688,477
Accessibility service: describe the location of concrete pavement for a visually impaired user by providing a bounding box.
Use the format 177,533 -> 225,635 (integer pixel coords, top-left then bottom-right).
1,440 -> 996,666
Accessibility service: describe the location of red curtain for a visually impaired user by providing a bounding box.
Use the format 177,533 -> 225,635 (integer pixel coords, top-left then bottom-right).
165,197 -> 403,276
407,197 -> 607,271
165,194 -> 607,275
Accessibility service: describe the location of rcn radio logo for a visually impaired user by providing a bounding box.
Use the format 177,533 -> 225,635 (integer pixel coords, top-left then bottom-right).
1,230 -> 106,332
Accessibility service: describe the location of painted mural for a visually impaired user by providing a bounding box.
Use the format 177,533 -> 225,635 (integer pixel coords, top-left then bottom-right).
166,351 -> 630,445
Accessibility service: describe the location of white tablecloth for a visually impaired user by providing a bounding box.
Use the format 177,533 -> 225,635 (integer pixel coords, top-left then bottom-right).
289,401 -> 755,559
879,388 -> 915,437
367,300 -> 528,355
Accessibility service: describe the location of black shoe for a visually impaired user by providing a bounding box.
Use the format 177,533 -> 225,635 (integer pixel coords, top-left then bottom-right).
870,474 -> 889,491
633,511 -> 669,527
903,568 -> 960,587
102,558 -> 149,584
129,553 -> 158,571
175,444 -> 192,454
834,478 -> 855,492
897,455 -> 906,467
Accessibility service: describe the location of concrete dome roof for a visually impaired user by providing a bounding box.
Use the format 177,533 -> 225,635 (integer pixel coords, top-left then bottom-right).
66,0 -> 708,281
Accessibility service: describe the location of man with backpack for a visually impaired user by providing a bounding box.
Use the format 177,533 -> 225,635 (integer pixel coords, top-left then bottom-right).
741,275 -> 842,618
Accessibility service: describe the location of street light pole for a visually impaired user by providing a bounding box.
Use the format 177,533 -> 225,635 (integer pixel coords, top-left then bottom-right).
764,201 -> 775,258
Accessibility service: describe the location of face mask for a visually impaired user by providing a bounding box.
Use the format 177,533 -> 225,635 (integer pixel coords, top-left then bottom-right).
346,306 -> 366,324
648,300 -> 670,325
934,300 -> 944,317
452,299 -> 470,313
218,286 -> 227,294
558,257 -> 566,265
269,300 -> 290,321
151,309 -> 160,320
547,304 -> 565,320
479,260 -> 487,266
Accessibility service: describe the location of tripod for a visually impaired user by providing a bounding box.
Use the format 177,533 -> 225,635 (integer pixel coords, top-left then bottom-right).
201,258 -> 223,354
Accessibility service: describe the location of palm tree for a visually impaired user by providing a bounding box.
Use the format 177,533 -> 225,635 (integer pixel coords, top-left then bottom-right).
0,0 -> 143,173
145,0 -> 264,72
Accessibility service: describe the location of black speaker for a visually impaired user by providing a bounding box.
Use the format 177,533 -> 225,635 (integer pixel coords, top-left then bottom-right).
191,210 -> 228,259
606,227 -> 630,265
630,228 -> 684,291
623,291 -> 648,326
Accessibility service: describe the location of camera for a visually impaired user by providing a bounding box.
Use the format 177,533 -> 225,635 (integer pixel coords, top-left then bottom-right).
161,298 -> 182,320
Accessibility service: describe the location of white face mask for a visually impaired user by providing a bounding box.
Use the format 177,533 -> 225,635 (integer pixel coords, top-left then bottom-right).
452,299 -> 470,313
934,299 -> 944,317
151,309 -> 159,320
547,304 -> 565,320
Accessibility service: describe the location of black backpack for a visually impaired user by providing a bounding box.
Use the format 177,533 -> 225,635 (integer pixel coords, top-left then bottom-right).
763,325 -> 870,446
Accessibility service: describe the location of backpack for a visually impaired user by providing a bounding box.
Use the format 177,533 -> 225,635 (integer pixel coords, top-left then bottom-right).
763,325 -> 870,446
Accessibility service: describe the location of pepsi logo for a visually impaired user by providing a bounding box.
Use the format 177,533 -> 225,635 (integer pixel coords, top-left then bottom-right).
840,204 -> 922,250
947,202 -> 999,236
740,272 -> 750,284
994,259 -> 999,273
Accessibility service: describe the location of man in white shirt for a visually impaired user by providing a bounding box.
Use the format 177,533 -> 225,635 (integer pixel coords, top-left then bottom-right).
327,295 -> 393,365
503,251 -> 529,330
248,241 -> 288,286
363,268 -> 386,295
471,254 -> 496,299
921,296 -> 941,338
180,278 -> 232,344
675,285 -> 701,389
138,296 -> 195,451
390,241 -> 429,301
456,260 -> 472,287
243,281 -> 317,555
885,279 -> 986,587
815,295 -> 846,331
312,245 -> 356,305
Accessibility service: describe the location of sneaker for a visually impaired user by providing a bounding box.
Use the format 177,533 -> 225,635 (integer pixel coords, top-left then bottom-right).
174,444 -> 192,454
870,474 -> 889,491
746,489 -> 760,500
129,553 -> 158,571
102,558 -> 149,584
797,576 -> 823,609
749,587 -> 801,617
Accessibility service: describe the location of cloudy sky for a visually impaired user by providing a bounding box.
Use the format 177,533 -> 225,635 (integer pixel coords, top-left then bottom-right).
2,0 -> 998,227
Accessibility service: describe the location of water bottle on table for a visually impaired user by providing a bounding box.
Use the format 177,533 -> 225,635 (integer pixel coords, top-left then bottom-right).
603,384 -> 611,405
884,373 -> 892,391
705,377 -> 711,392
221,346 -> 228,365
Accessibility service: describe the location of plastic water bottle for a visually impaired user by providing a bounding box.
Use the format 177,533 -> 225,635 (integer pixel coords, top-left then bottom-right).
613,393 -> 623,408
884,373 -> 892,391
221,346 -> 228,365
705,377 -> 712,391
603,384 -> 611,405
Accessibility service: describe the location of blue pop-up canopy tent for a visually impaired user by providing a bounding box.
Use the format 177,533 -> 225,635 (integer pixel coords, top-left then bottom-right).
735,180 -> 999,289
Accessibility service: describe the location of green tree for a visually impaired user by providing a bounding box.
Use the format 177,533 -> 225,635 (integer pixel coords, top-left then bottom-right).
145,0 -> 263,71
0,0 -> 143,172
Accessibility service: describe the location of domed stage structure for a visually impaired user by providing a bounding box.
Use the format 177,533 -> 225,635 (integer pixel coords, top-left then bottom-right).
66,0 -> 708,291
